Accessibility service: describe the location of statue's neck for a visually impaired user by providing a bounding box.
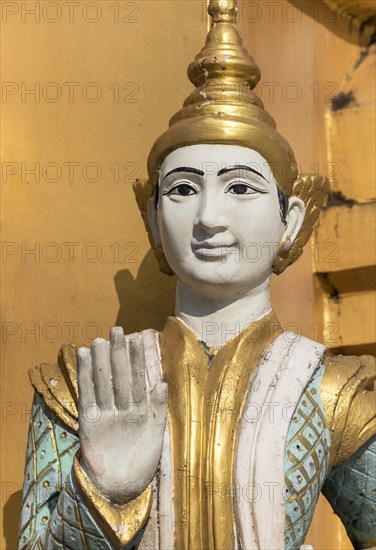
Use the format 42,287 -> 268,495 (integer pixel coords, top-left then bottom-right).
175,278 -> 272,349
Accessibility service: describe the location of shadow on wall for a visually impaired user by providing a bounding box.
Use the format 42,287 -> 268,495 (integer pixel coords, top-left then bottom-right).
4,490 -> 22,550
114,249 -> 176,333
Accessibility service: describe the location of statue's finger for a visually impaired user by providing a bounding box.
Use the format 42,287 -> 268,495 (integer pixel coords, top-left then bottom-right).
149,381 -> 168,422
91,338 -> 115,409
77,347 -> 96,411
128,333 -> 147,405
110,326 -> 132,409
141,329 -> 162,391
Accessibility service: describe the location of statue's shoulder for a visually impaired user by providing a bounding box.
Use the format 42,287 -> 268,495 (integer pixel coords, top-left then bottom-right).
322,352 -> 375,389
320,352 -> 375,468
28,343 -> 82,432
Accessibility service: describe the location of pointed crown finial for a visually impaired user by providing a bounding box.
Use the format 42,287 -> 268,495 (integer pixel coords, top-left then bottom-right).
208,0 -> 238,23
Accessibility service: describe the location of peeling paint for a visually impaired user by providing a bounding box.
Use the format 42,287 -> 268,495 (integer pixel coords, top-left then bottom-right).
353,47 -> 369,70
331,90 -> 357,112
329,287 -> 341,304
325,191 -> 358,208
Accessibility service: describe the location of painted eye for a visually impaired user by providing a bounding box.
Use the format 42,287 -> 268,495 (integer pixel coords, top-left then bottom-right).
167,184 -> 197,196
227,183 -> 257,195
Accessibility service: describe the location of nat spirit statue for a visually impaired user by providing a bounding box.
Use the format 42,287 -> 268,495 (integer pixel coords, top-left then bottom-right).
19,1 -> 375,548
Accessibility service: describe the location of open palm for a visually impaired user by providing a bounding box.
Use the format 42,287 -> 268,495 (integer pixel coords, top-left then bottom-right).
77,327 -> 167,504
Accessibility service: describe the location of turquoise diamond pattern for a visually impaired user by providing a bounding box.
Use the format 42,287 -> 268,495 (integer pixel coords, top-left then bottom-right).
19,393 -> 80,547
322,436 -> 376,549
18,393 -> 117,549
45,472 -> 113,549
284,365 -> 331,549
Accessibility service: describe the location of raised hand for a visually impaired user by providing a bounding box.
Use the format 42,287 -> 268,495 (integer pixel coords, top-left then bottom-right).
77,327 -> 167,504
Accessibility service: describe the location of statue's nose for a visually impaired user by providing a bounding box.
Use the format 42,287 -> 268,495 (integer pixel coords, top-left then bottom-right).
194,189 -> 228,233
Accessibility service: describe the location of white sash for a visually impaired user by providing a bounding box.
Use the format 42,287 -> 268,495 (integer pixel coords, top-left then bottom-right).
234,332 -> 326,550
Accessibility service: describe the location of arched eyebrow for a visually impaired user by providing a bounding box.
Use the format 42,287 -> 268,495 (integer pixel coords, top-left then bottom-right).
217,165 -> 268,182
162,165 -> 268,183
162,167 -> 205,181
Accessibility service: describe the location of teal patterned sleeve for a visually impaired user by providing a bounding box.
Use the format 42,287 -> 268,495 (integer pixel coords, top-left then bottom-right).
18,392 -> 131,549
322,436 -> 376,550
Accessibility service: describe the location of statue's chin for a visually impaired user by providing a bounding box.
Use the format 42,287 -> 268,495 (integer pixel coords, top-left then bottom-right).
163,243 -> 276,292
174,268 -> 271,302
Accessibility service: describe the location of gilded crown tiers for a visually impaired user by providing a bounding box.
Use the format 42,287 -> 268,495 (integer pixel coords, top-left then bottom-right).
147,0 -> 297,196
185,0 -> 262,100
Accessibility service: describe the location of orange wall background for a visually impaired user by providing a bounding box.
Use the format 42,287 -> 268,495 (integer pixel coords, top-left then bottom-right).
1,1 -> 365,548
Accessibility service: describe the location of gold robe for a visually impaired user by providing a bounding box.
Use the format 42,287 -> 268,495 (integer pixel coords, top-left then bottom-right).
28,313 -> 376,548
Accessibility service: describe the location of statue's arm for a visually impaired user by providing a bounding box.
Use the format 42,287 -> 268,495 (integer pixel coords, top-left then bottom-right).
18,392 -> 152,550
321,353 -> 376,549
322,436 -> 376,549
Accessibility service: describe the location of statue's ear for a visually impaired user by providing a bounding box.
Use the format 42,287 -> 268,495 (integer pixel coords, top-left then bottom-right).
147,197 -> 161,246
273,173 -> 329,275
281,196 -> 306,252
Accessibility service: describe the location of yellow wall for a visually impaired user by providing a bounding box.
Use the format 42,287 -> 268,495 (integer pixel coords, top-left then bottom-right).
1,0 -> 369,548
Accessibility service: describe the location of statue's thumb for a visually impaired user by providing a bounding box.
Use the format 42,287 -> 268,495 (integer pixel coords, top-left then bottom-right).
150,382 -> 168,408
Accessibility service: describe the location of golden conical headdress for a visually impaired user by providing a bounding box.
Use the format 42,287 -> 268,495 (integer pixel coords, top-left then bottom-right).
147,0 -> 297,194
133,0 -> 328,275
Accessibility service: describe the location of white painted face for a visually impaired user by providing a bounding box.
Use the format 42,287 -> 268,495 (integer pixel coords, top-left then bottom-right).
147,145 -> 305,297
